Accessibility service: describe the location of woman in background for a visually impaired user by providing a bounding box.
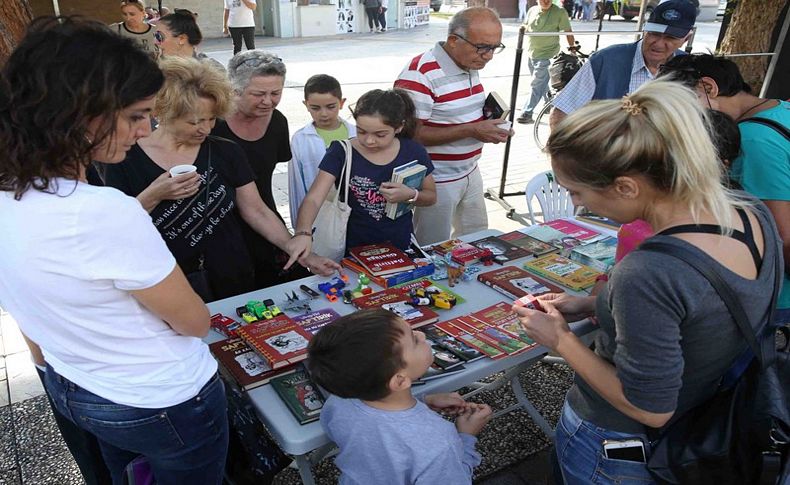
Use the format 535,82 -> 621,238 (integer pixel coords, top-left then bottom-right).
110,0 -> 158,58
154,9 -> 225,71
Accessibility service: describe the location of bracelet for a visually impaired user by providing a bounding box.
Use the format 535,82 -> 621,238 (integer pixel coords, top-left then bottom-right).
292,230 -> 313,240
407,188 -> 419,204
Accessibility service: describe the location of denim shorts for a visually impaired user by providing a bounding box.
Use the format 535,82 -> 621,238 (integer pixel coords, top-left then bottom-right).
555,401 -> 655,485
45,367 -> 229,485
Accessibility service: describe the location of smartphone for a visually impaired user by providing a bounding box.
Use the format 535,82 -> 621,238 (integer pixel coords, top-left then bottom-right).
602,439 -> 646,463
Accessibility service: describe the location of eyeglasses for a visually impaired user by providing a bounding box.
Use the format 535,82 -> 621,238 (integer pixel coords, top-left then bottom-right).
452,33 -> 505,55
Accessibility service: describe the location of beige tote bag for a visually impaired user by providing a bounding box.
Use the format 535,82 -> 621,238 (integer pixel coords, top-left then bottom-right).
311,139 -> 352,261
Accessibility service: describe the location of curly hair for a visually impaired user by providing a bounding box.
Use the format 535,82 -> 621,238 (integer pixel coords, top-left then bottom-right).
154,56 -> 234,124
0,16 -> 163,199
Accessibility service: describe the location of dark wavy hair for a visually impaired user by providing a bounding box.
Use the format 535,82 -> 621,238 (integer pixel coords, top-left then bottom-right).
0,16 -> 164,199
159,9 -> 202,46
351,89 -> 418,139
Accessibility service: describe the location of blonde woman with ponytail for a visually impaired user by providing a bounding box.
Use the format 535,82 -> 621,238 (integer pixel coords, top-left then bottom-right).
513,79 -> 784,484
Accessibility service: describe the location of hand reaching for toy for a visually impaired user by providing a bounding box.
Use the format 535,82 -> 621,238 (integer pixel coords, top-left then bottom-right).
379,182 -> 417,204
283,234 -> 313,271
299,253 -> 341,276
455,402 -> 492,436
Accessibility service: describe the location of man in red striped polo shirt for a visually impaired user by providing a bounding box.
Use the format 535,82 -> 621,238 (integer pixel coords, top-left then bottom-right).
395,7 -> 511,245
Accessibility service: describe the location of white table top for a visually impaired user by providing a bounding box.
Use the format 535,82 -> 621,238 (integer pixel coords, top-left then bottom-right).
205,224 -> 607,456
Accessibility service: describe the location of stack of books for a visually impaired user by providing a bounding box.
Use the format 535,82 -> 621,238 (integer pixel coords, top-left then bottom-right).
235,314 -> 312,370
341,237 -> 435,288
477,265 -> 563,300
385,161 -> 428,220
352,287 -> 439,328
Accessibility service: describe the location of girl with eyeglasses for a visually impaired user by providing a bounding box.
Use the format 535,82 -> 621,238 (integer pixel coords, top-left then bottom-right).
110,0 -> 159,58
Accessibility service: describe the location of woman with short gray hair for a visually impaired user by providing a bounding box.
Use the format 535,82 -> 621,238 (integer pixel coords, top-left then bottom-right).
213,50 -> 307,287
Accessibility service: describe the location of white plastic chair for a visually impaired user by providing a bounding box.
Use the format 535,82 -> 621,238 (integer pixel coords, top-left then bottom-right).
524,170 -> 574,225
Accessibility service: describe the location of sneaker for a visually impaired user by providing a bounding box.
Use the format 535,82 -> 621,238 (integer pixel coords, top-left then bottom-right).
516,113 -> 534,124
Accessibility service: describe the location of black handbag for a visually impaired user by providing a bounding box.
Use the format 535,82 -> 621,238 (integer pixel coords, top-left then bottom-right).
639,241 -> 790,485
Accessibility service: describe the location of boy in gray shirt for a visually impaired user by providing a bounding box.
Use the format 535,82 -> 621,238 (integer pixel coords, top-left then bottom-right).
308,309 -> 491,485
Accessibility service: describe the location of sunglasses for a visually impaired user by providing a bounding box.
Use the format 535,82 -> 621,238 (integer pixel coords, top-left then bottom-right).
153,30 -> 166,43
453,33 -> 505,55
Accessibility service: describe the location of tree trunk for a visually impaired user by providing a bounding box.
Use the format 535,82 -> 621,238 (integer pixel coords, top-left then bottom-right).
719,0 -> 788,93
0,0 -> 34,64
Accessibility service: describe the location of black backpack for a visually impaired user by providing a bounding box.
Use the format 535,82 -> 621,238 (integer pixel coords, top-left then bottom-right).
549,52 -> 582,92
640,241 -> 790,485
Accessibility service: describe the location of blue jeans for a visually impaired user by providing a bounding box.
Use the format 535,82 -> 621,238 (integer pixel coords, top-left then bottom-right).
555,401 -> 656,484
521,57 -> 552,116
45,367 -> 229,485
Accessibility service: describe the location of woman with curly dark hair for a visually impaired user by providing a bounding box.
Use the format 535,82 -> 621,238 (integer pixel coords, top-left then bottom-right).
0,18 -> 229,484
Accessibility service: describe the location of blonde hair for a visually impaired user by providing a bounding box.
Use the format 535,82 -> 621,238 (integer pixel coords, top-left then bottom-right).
155,57 -> 233,124
120,0 -> 145,12
547,79 -> 743,231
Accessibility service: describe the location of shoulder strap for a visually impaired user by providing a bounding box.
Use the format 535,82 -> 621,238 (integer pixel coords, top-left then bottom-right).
331,140 -> 352,207
739,117 -> 790,141
639,240 -> 779,369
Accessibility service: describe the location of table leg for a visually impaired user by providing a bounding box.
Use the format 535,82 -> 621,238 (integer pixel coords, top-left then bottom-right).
294,454 -> 316,485
510,374 -> 555,440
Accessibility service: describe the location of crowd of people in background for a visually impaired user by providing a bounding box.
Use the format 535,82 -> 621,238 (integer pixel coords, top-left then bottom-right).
0,1 -> 787,484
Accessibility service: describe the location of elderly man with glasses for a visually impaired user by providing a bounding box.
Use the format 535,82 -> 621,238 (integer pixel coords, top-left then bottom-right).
515,0 -> 575,125
395,7 -> 511,245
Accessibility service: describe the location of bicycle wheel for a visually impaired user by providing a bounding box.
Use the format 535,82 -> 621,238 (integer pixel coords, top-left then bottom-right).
533,98 -> 554,151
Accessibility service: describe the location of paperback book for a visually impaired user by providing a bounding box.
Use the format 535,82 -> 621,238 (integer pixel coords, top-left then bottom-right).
236,315 -> 312,369
448,317 -> 527,355
570,236 -> 617,273
499,230 -> 557,258
477,266 -> 563,300
469,235 -> 531,264
524,254 -> 601,291
421,325 -> 485,362
270,367 -> 326,425
431,239 -> 492,265
435,319 -> 506,360
348,243 -> 416,276
208,338 -> 297,391
542,219 -> 606,243
292,308 -> 342,335
352,287 -> 439,328
385,161 -> 428,220
575,211 -> 621,231
483,91 -> 510,120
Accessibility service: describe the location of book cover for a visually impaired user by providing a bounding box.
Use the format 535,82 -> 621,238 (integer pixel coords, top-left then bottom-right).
380,300 -> 439,329
435,319 -> 506,359
352,287 -> 406,309
431,239 -> 492,265
543,219 -> 606,243
292,308 -> 342,335
341,252 -> 435,289
270,368 -> 326,425
570,236 -> 618,273
521,225 -> 568,247
430,344 -> 465,370
483,91 -> 510,120
499,230 -> 557,257
575,211 -> 621,231
385,163 -> 427,220
469,235 -> 530,264
236,316 -> 312,369
422,325 -> 484,362
524,254 -> 601,291
469,302 -> 522,328
477,266 -> 563,300
348,243 -> 416,276
208,338 -> 297,391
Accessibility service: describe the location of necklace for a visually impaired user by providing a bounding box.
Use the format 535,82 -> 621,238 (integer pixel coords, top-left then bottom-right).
738,98 -> 773,120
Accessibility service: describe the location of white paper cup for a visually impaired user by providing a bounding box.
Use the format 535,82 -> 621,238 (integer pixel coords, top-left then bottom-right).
169,164 -> 197,177
498,120 -> 512,131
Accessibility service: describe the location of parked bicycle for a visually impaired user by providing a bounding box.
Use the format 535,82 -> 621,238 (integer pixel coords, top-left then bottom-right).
533,44 -> 590,150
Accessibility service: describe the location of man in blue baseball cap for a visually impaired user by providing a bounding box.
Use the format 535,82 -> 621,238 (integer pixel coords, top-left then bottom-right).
549,0 -> 696,129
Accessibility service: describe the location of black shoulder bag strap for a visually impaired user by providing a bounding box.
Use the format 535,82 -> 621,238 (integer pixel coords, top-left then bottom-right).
639,240 -> 780,369
739,117 -> 790,142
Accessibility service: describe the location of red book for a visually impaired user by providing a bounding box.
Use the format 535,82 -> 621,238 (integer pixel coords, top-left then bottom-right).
209,338 -> 298,391
477,266 -> 563,300
353,288 -> 439,329
236,315 -> 312,369
348,243 -> 415,276
470,301 -> 524,328
431,239 -> 492,265
435,319 -> 507,359
543,219 -> 604,242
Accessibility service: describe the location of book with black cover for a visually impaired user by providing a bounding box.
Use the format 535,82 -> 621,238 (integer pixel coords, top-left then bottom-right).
483,92 -> 510,120
270,367 -> 326,425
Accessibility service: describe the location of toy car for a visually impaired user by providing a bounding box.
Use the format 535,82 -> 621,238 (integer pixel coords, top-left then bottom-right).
210,313 -> 242,337
317,274 -> 350,302
408,285 -> 457,309
236,299 -> 281,323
